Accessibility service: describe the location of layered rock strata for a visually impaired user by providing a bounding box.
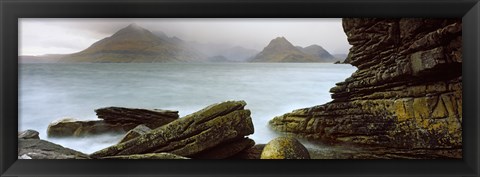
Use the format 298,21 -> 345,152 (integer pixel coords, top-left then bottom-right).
269,18 -> 462,151
47,107 -> 178,137
90,100 -> 254,159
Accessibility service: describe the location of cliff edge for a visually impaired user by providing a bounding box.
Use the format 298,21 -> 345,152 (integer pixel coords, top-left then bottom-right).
269,18 -> 462,150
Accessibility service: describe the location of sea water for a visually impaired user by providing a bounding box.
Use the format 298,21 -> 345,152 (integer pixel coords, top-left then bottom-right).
19,63 -> 356,154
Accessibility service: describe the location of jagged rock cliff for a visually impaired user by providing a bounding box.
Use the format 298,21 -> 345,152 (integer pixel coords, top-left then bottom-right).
269,18 -> 462,150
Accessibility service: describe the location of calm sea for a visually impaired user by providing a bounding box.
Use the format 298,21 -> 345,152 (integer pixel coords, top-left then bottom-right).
19,63 -> 356,154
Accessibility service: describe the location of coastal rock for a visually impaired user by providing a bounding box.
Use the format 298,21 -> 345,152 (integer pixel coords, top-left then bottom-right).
18,139 -> 90,159
118,124 -> 151,144
90,100 -> 254,158
260,137 -> 310,159
191,138 -> 255,159
18,129 -> 40,139
95,107 -> 179,129
47,118 -> 127,137
269,18 -> 462,151
231,144 -> 266,159
47,107 -> 178,137
101,153 -> 190,159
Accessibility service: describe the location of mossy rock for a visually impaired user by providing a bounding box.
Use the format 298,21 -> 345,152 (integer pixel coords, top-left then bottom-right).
260,137 -> 310,159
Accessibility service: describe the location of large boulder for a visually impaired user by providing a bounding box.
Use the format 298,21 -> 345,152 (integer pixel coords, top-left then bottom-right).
260,137 -> 310,159
90,100 -> 254,158
18,139 -> 90,159
95,107 -> 179,129
18,129 -> 40,139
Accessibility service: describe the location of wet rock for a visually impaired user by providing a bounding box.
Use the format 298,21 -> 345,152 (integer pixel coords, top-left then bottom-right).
47,118 -> 127,137
95,107 -> 179,129
269,18 -> 462,153
118,124 -> 151,144
260,137 -> 310,159
18,139 -> 90,159
101,153 -> 190,159
90,100 -> 254,158
191,138 -> 255,159
18,129 -> 40,139
231,144 -> 266,159
47,107 -> 178,137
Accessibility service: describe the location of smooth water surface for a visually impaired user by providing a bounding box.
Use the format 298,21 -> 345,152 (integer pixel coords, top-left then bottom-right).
19,63 -> 356,154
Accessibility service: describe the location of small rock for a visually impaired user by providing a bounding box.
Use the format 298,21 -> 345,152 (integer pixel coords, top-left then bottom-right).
18,129 -> 40,139
260,137 -> 310,159
118,124 -> 151,144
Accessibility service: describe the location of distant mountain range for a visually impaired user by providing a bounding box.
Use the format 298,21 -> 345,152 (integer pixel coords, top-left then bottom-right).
251,37 -> 341,63
19,24 -> 346,63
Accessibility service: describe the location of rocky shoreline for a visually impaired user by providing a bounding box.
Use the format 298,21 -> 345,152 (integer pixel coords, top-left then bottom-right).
269,18 -> 462,158
18,18 -> 462,160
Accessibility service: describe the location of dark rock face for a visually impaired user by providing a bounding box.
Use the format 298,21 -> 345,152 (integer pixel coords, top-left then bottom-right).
47,107 -> 178,137
269,18 -> 462,152
18,129 -> 40,139
260,137 -> 310,159
95,107 -> 179,129
18,139 -> 90,159
90,100 -> 254,158
191,138 -> 255,159
231,144 -> 266,159
47,118 -> 127,137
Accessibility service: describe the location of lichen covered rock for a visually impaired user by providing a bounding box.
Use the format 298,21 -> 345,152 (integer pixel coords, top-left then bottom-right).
260,137 -> 310,159
118,124 -> 151,144
269,18 -> 462,151
90,100 -> 254,158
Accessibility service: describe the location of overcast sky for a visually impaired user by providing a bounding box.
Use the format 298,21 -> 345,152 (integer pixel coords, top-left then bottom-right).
19,18 -> 351,56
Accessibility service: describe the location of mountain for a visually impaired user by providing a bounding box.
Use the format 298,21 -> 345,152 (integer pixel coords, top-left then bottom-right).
189,43 -> 258,62
60,24 -> 206,63
251,37 -> 319,63
297,45 -> 336,62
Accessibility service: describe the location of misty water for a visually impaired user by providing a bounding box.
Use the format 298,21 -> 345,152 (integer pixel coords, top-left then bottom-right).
19,63 -> 356,154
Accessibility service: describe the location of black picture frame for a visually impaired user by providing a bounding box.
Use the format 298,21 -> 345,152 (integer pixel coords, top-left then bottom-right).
1,0 -> 479,176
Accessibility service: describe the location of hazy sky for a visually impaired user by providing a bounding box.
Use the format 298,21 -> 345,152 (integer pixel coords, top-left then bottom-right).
19,18 -> 351,56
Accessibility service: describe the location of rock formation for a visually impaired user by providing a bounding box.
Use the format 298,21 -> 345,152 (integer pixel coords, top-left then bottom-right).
95,107 -> 179,129
18,131 -> 90,159
47,107 -> 178,137
118,124 -> 151,144
260,137 -> 310,159
90,100 -> 254,159
18,129 -> 40,139
269,18 -> 462,153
